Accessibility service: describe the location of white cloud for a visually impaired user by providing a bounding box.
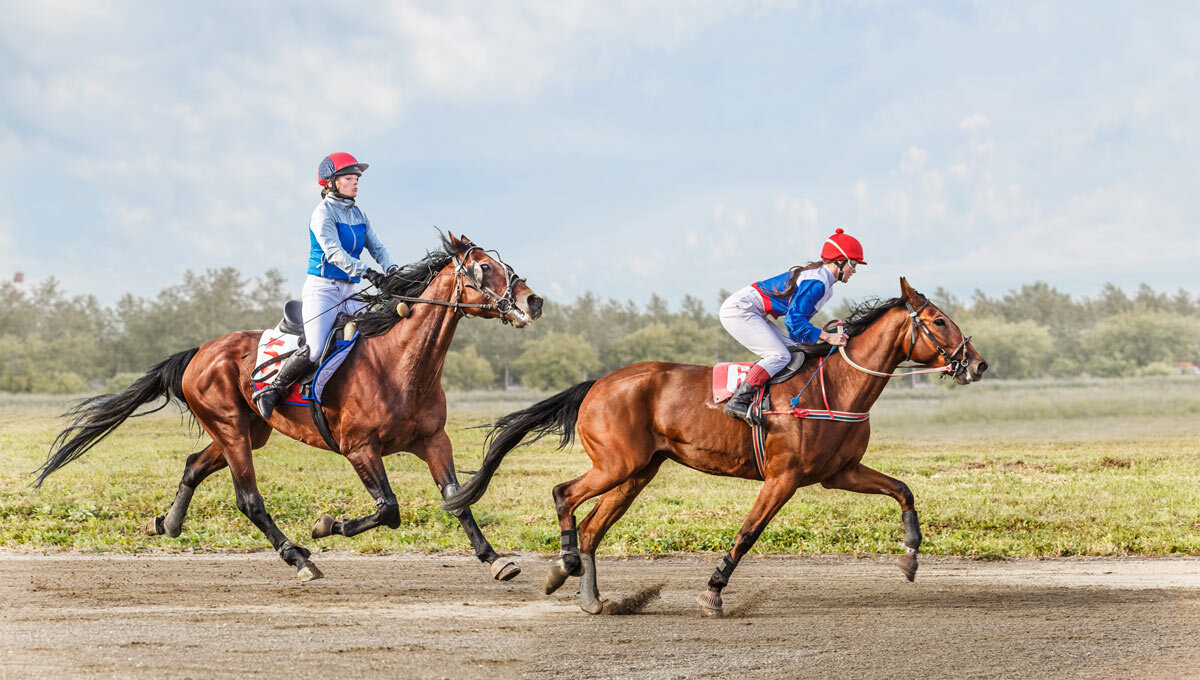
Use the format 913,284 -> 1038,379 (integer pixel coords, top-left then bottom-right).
901,145 -> 929,171
960,113 -> 990,132
382,1 -> 753,100
943,182 -> 1195,275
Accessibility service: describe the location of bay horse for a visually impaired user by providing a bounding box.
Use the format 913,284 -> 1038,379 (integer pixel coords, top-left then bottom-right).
37,233 -> 542,582
443,278 -> 987,616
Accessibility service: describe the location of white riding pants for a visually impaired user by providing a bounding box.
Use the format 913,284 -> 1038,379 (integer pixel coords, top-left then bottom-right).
301,275 -> 364,362
719,286 -> 794,376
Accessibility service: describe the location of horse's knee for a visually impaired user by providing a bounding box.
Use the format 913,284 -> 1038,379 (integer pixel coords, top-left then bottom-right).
551,482 -> 571,515
895,481 -> 915,508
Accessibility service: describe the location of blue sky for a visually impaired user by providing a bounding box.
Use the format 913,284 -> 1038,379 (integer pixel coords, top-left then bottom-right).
1,1 -> 1197,313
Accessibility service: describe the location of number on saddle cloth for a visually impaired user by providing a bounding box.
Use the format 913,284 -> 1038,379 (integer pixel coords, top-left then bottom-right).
711,349 -> 808,403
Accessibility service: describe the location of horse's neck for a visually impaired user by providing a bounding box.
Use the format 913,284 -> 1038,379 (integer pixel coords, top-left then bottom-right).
831,308 -> 912,411
376,269 -> 461,392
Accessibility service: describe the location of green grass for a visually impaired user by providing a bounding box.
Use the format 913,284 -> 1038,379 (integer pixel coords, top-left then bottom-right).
2,377 -> 1198,557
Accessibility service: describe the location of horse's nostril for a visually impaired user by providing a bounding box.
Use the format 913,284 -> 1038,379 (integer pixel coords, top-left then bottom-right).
978,361 -> 988,374
528,296 -> 543,319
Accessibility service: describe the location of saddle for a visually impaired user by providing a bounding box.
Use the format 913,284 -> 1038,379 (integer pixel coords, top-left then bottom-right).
712,345 -> 828,403
252,300 -> 362,411
275,299 -> 351,362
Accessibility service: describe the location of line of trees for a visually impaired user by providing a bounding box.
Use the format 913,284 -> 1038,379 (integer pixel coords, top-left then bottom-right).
1,272 -> 1198,394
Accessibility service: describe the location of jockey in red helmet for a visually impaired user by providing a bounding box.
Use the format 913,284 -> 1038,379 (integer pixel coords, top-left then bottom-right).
719,228 -> 866,424
253,153 -> 399,419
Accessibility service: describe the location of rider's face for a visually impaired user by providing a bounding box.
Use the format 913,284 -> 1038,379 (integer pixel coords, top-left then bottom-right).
334,174 -> 359,198
839,260 -> 858,283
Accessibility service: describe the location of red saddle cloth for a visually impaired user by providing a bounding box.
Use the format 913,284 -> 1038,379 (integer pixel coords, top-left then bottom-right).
712,362 -> 757,403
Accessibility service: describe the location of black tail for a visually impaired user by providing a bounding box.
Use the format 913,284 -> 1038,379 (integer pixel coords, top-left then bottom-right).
442,380 -> 597,512
34,347 -> 200,487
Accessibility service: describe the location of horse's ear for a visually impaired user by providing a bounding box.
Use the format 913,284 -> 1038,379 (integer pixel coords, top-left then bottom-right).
447,231 -> 459,244
899,277 -> 923,305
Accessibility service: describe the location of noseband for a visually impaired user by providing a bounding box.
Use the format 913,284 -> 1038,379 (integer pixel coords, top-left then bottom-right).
903,301 -> 972,379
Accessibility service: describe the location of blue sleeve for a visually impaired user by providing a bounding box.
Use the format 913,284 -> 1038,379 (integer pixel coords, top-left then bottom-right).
784,279 -> 826,343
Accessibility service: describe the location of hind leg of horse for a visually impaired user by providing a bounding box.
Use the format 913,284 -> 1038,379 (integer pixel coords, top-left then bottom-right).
145,420 -> 269,538
311,445 -> 400,539
145,444 -> 227,538
220,437 -> 321,581
575,457 -> 665,613
821,462 -> 922,581
545,460 -> 639,596
412,430 -> 519,581
698,473 -> 801,617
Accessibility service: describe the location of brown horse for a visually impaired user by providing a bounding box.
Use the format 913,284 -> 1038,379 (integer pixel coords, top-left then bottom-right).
37,233 -> 542,582
444,278 -> 987,615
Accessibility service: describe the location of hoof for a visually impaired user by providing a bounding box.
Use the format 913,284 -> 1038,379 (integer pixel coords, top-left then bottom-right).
545,559 -> 571,595
311,514 -> 336,540
580,597 -> 608,615
898,552 -> 918,582
144,515 -> 164,536
296,560 -> 324,582
490,558 -> 521,582
697,590 -> 724,618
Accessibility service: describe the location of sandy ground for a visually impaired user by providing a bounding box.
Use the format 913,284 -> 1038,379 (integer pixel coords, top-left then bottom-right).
2,551 -> 1199,679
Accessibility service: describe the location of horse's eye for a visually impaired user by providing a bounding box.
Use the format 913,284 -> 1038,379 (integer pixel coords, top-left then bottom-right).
480,263 -> 490,272
933,318 -> 946,327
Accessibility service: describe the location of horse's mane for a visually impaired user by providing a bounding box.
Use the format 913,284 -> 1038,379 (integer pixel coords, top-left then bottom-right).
350,233 -> 464,338
838,296 -> 909,337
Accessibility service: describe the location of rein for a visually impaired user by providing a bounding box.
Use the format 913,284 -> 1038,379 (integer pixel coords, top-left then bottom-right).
758,302 -> 973,422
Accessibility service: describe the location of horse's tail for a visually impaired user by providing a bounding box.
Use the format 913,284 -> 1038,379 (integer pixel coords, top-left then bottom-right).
442,380 -> 597,512
34,347 -> 200,487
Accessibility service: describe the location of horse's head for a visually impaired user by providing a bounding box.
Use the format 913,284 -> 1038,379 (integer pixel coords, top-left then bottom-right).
446,232 -> 543,328
899,277 -> 988,384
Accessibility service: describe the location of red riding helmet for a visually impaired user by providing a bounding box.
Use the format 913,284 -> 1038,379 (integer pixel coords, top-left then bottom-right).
318,152 -> 369,188
820,228 -> 867,264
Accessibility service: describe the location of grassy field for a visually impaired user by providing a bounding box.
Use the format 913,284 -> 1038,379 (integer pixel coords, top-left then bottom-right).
1,377 -> 1198,558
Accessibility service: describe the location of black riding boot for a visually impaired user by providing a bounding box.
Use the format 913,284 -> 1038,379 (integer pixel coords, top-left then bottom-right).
723,381 -> 762,425
253,351 -> 316,419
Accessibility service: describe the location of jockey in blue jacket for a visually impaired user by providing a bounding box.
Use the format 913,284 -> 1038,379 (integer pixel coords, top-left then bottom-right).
718,228 -> 866,424
253,152 -> 398,419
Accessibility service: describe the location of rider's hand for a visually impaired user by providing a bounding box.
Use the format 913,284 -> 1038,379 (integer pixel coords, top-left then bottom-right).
363,269 -> 387,288
822,331 -> 849,346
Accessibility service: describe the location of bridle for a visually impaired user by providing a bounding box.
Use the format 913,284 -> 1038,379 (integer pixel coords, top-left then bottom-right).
834,300 -> 972,379
902,300 -> 972,379
451,244 -> 527,325
384,244 -> 526,324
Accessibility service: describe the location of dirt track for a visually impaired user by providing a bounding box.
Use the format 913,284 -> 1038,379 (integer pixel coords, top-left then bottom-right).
2,552 -> 1199,679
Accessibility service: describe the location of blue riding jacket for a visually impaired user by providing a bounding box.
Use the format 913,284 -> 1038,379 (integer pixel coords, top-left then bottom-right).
307,194 -> 395,282
751,266 -> 837,344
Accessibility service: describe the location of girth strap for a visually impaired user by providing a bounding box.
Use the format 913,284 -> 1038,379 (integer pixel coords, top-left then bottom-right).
305,382 -> 341,454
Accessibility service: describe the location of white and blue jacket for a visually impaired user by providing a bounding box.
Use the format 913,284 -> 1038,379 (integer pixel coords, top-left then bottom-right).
307,194 -> 396,283
751,266 -> 837,344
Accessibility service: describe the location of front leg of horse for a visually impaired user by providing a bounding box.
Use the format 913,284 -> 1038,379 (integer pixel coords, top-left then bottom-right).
822,462 -> 922,581
311,447 -> 402,539
415,431 -> 520,582
698,476 -> 798,617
